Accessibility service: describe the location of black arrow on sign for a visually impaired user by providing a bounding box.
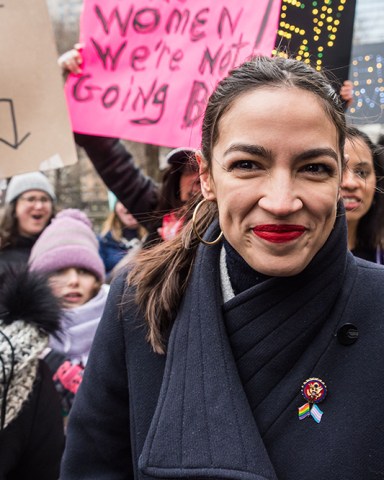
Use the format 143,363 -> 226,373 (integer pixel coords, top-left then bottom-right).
0,99 -> 31,149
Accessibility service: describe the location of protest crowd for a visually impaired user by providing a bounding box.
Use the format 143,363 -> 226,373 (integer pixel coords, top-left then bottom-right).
1,1 -> 384,479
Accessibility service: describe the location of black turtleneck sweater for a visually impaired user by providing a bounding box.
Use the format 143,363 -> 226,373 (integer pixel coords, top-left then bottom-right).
223,238 -> 270,294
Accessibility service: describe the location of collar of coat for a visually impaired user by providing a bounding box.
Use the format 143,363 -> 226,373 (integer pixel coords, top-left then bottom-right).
139,208 -> 349,480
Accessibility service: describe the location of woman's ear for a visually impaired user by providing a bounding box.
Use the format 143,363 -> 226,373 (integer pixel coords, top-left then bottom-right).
195,150 -> 216,201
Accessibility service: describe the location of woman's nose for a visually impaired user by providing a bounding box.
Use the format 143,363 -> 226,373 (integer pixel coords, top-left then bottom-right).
67,269 -> 80,285
341,167 -> 359,190
33,199 -> 45,208
258,175 -> 303,217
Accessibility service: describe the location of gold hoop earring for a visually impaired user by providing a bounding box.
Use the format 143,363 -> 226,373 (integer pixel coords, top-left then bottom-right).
192,199 -> 223,246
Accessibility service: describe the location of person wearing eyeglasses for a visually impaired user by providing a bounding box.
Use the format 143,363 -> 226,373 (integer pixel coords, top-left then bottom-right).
0,171 -> 56,268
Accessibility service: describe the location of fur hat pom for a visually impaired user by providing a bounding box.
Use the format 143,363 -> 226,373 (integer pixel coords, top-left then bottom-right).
54,208 -> 92,228
0,266 -> 61,335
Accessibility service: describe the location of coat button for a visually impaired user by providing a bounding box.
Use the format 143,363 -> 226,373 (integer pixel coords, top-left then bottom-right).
337,324 -> 359,345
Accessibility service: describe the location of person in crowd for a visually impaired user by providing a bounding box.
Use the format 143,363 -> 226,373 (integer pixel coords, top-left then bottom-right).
58,43 -> 83,75
29,209 -> 108,420
98,193 -> 145,280
341,126 -> 384,263
0,266 -> 64,479
58,47 -> 202,245
0,172 -> 55,267
61,56 -> 384,479
75,136 -> 200,246
339,79 -> 354,109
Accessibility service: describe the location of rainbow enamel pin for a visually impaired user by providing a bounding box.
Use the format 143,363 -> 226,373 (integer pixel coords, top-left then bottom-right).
298,377 -> 327,423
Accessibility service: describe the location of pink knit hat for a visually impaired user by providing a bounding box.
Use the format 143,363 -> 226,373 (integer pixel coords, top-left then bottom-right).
29,209 -> 105,282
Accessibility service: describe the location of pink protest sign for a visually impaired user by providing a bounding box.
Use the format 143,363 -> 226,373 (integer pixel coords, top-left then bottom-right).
65,0 -> 281,149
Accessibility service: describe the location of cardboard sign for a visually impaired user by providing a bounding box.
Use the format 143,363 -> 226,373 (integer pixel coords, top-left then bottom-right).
65,0 -> 282,149
0,0 -> 78,178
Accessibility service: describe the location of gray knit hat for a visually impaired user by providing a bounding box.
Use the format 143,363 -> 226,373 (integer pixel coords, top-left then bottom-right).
5,172 -> 56,204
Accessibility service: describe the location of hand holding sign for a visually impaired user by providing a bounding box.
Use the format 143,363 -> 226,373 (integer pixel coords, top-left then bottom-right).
58,44 -> 84,75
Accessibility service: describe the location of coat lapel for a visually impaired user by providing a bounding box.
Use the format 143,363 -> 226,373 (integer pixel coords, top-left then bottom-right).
139,221 -> 278,480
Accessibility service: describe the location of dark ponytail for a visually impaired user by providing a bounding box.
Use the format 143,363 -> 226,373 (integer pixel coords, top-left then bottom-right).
127,197 -> 217,353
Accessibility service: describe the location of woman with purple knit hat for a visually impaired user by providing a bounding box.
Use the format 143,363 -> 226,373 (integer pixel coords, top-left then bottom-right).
29,208 -> 108,420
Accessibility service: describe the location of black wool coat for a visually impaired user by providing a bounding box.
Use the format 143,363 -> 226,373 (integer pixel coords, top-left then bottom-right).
0,361 -> 64,480
62,219 -> 384,480
0,234 -> 36,269
0,267 -> 64,480
74,133 -> 159,234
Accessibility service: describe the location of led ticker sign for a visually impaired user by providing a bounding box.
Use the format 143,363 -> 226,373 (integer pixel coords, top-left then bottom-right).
348,44 -> 384,124
273,0 -> 356,86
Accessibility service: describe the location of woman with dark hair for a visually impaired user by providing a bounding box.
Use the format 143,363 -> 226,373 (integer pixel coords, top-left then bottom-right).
340,126 -> 384,262
61,56 -> 384,479
0,172 -> 55,267
74,135 -> 200,246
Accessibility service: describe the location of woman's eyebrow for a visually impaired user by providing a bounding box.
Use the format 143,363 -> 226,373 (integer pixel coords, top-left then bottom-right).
349,161 -> 372,167
296,148 -> 339,163
223,143 -> 269,158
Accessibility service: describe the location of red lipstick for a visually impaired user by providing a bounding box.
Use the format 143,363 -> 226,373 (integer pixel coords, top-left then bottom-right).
253,224 -> 305,243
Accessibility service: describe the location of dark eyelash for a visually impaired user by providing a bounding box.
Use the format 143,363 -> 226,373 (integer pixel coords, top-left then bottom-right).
355,169 -> 370,176
230,160 -> 258,170
322,165 -> 334,174
304,164 -> 333,173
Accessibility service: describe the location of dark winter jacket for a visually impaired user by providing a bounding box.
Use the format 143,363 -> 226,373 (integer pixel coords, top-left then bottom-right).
98,230 -> 141,276
0,267 -> 65,480
61,214 -> 384,480
352,245 -> 384,264
75,133 -> 193,246
0,234 -> 37,269
75,133 -> 160,234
